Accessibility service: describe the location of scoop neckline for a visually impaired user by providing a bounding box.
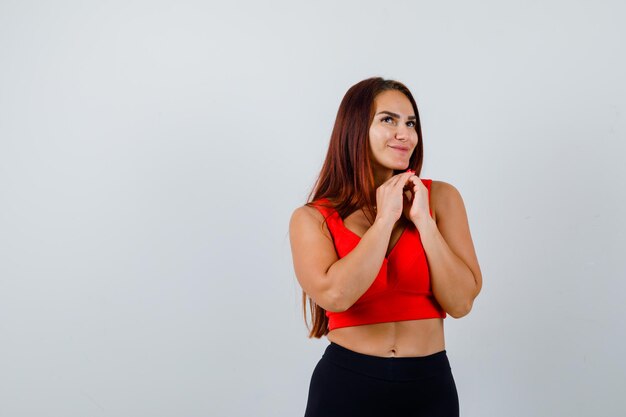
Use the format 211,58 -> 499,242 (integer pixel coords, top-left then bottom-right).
321,198 -> 409,261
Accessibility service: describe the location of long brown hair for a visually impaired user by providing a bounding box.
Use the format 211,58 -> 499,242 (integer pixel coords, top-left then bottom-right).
301,77 -> 425,338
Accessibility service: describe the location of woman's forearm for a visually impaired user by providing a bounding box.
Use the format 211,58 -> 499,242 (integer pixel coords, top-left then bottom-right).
415,216 -> 478,318
327,218 -> 394,311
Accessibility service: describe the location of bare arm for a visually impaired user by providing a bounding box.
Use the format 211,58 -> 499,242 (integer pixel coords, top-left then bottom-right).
289,206 -> 394,312
326,217 -> 395,311
289,171 -> 415,312
414,181 -> 482,318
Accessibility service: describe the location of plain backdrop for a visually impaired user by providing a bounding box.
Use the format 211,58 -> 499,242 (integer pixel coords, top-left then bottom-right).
1,1 -> 625,416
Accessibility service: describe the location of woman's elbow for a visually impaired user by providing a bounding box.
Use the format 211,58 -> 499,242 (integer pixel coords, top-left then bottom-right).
447,301 -> 473,319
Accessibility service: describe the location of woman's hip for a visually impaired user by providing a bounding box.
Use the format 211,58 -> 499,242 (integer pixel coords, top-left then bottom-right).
304,342 -> 459,417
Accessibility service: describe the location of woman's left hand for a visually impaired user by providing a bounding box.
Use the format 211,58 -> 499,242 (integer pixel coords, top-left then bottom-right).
402,173 -> 431,225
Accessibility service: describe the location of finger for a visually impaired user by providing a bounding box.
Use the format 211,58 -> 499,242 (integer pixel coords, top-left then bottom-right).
407,175 -> 421,187
403,174 -> 418,187
395,172 -> 415,190
385,173 -> 404,186
387,171 -> 411,187
401,171 -> 416,184
391,172 -> 411,188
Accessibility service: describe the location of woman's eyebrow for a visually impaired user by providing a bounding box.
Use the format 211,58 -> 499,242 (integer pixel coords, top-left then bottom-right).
375,110 -> 416,120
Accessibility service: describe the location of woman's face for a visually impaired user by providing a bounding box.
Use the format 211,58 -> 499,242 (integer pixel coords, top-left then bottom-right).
368,89 -> 419,173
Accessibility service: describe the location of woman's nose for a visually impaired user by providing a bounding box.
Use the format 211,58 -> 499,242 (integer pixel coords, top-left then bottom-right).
396,124 -> 410,140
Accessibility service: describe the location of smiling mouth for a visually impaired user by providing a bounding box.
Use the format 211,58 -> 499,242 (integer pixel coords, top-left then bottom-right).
389,146 -> 410,152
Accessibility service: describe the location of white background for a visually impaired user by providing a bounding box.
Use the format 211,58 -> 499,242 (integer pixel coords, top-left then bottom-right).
1,1 -> 625,416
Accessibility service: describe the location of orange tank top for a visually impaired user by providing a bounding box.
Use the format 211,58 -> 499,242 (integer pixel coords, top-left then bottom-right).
311,179 -> 446,331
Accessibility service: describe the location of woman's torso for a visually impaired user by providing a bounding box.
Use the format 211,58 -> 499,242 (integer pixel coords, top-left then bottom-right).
325,202 -> 445,358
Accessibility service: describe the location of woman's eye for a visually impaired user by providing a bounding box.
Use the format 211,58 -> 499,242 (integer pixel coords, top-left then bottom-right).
407,121 -> 416,127
382,116 -> 394,123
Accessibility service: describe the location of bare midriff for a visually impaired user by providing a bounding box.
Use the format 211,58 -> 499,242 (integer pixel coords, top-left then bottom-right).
326,317 -> 445,358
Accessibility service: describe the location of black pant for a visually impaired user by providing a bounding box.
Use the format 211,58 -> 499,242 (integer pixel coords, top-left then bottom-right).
304,342 -> 460,417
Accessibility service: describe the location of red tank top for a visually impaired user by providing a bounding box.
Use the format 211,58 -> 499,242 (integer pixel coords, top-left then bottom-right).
311,179 -> 446,331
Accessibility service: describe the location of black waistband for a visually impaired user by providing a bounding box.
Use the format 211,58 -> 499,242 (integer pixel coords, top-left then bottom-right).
322,342 -> 451,382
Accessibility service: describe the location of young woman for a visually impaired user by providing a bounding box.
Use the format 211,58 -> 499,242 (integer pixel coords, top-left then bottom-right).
289,77 -> 483,417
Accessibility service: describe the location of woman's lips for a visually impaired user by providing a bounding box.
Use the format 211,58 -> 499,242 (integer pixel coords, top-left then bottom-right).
389,146 -> 410,153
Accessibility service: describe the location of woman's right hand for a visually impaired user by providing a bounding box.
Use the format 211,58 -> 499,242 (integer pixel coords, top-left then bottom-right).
374,170 -> 415,226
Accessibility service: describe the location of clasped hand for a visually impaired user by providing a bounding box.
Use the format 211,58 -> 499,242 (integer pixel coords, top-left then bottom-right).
375,169 -> 431,226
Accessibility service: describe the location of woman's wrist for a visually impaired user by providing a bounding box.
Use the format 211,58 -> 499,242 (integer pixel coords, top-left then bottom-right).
373,214 -> 397,231
413,215 -> 436,234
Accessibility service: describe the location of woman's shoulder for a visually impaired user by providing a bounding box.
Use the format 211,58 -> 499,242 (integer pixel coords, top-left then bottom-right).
289,200 -> 335,241
291,198 -> 333,223
429,179 -> 464,221
430,180 -> 461,200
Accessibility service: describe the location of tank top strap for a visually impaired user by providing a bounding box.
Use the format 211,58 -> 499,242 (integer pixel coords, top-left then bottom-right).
309,197 -> 343,229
